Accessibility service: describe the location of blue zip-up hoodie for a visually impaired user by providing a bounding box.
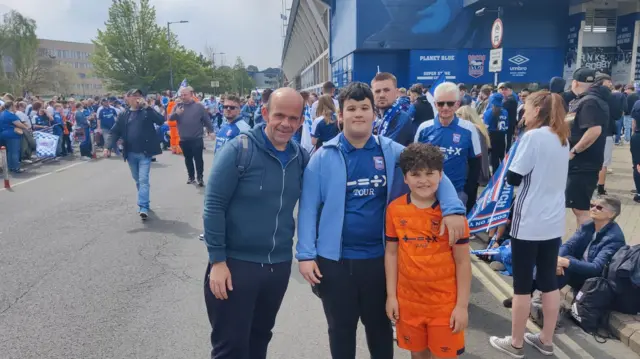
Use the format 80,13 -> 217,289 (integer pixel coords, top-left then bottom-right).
296,134 -> 466,261
203,124 -> 307,264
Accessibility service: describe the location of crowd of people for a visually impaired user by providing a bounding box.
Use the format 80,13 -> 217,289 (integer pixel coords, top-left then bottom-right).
2,65 -> 639,358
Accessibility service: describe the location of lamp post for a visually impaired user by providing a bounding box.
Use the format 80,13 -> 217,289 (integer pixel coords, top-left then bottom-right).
211,52 -> 225,68
476,7 -> 503,86
167,20 -> 189,93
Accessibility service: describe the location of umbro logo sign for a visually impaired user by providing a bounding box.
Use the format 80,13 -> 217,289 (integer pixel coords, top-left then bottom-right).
508,55 -> 530,65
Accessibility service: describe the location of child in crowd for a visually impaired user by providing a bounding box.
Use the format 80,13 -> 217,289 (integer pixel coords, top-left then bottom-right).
385,143 -> 472,359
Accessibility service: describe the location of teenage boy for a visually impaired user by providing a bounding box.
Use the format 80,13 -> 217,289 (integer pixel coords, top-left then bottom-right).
297,82 -> 467,359
385,143 -> 471,359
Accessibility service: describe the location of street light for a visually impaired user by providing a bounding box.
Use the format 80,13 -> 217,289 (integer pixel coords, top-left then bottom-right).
211,52 -> 225,68
167,20 -> 189,93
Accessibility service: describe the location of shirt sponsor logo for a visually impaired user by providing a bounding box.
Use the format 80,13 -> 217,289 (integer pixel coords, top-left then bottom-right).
346,175 -> 387,196
373,156 -> 385,171
452,133 -> 461,144
439,146 -> 463,160
428,135 -> 435,141
226,129 -> 233,136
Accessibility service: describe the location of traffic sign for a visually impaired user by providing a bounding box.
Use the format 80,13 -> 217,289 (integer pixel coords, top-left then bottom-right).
489,48 -> 503,72
210,81 -> 220,88
491,18 -> 504,49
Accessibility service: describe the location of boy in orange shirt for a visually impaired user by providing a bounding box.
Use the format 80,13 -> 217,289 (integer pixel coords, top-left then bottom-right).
385,143 -> 472,359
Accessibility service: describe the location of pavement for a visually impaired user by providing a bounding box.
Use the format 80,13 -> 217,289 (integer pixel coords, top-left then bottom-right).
0,143 -> 638,359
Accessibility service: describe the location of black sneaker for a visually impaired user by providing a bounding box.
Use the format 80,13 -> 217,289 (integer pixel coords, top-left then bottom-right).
634,195 -> 640,203
197,178 -> 205,187
187,178 -> 195,185
503,297 -> 513,308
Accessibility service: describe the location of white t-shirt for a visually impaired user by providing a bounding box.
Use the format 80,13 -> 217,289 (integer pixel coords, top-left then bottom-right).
310,99 -> 339,120
310,116 -> 325,137
16,111 -> 31,129
509,126 -> 569,240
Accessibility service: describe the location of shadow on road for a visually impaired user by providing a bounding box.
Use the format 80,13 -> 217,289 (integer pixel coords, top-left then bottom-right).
126,213 -> 200,240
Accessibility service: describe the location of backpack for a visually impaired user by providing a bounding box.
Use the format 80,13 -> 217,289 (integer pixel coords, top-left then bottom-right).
606,245 -> 640,314
570,276 -> 615,341
234,134 -> 310,177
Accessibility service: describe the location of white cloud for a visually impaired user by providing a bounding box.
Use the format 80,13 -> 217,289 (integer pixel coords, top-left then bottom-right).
0,0 -> 284,70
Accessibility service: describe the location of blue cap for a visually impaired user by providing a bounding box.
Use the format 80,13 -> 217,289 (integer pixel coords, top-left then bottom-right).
489,93 -> 504,107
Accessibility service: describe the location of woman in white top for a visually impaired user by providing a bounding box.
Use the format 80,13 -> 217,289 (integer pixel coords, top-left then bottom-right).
489,91 -> 570,359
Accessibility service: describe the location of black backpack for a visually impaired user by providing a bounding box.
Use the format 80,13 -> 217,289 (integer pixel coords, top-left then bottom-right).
570,277 -> 615,340
606,245 -> 640,315
234,134 -> 309,177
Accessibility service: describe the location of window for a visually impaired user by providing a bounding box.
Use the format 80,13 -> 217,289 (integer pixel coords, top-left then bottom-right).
584,9 -> 616,33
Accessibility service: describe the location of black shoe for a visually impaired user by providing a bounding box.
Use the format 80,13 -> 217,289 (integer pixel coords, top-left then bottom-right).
187,178 -> 195,184
597,185 -> 607,196
151,157 -> 157,162
503,297 -> 513,308
634,195 -> 640,203
632,189 -> 638,194
197,178 -> 205,187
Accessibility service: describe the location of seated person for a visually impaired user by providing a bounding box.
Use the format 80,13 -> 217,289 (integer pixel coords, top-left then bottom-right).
555,195 -> 626,292
504,195 -> 625,308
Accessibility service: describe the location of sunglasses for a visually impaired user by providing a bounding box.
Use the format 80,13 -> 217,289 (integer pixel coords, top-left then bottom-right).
223,105 -> 238,110
590,203 -> 606,211
436,101 -> 456,108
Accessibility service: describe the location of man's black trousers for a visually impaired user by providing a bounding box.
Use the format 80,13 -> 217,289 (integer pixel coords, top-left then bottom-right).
204,258 -> 291,359
316,256 -> 394,359
180,138 -> 204,180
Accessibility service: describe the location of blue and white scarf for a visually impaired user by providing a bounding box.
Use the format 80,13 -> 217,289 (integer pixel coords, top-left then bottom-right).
373,100 -> 401,137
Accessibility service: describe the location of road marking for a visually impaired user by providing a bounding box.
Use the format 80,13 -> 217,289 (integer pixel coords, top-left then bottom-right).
0,160 -> 88,192
471,257 -> 595,359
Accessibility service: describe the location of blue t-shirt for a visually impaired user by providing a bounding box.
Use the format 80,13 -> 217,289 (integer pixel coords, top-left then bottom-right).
483,107 -> 509,132
261,128 -> 290,166
339,134 -> 387,259
52,112 -> 64,135
416,116 -> 481,192
98,106 -> 118,130
214,118 -> 252,153
312,118 -> 340,143
0,110 -> 21,139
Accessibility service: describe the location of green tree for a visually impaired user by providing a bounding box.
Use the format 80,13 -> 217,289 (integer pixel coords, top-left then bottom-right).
232,56 -> 255,96
92,0 -> 171,92
246,65 -> 259,73
0,11 -> 56,94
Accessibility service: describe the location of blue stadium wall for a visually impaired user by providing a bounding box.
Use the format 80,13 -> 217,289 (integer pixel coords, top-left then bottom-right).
329,0 -> 570,89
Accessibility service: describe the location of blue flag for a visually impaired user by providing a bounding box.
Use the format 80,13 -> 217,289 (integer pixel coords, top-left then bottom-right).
467,140 -> 520,234
429,72 -> 447,96
179,79 -> 188,88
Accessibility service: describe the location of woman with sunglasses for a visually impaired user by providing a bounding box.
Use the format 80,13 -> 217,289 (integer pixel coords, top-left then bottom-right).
489,91 -> 570,358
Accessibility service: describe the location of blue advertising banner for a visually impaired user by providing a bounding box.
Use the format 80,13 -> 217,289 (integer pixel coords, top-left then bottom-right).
410,48 -> 563,85
563,13 -> 584,83
612,13 -> 638,84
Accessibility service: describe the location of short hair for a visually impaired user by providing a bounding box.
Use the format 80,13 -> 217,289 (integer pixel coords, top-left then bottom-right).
480,85 -> 492,95
399,143 -> 444,175
598,195 -> 622,220
262,88 -> 274,103
54,103 -> 63,109
180,86 -> 194,94
409,84 -> 424,95
338,82 -> 375,113
371,72 -> 397,87
225,95 -> 241,105
626,84 -> 635,91
322,81 -> 336,93
614,84 -> 624,91
520,88 -> 531,93
299,90 -> 310,102
32,102 -> 42,111
398,87 -> 407,94
458,83 -> 468,91
434,82 -> 460,101
75,103 -> 84,110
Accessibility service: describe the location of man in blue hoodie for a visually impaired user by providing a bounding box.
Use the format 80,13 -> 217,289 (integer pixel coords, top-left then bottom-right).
296,82 -> 467,359
202,88 -> 309,359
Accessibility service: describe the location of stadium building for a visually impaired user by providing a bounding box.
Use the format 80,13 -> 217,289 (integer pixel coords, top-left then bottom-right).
281,0 -> 640,91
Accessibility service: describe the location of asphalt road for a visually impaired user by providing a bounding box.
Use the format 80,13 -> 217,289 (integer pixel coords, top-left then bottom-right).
0,146 -> 638,359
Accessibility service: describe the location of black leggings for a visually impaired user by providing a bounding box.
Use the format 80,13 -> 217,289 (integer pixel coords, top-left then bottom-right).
489,131 -> 506,173
511,237 -> 562,295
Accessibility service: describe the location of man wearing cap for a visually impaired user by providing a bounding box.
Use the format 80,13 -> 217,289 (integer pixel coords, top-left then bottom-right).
565,68 -> 609,227
109,89 -> 166,220
497,82 -> 519,151
97,98 -> 119,157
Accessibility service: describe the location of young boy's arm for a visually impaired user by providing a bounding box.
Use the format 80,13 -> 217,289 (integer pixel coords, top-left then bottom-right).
384,207 -> 400,322
451,236 -> 471,334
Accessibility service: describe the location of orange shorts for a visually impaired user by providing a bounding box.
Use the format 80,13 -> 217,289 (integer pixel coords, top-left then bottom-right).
395,316 -> 465,358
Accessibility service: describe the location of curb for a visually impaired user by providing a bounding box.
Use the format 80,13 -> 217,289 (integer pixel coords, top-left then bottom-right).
560,286 -> 640,355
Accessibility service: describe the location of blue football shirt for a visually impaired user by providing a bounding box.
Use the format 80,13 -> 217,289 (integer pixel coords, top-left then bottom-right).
214,118 -> 251,153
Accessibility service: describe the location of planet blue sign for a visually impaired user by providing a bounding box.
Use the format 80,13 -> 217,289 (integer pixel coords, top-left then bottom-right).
410,48 -> 563,84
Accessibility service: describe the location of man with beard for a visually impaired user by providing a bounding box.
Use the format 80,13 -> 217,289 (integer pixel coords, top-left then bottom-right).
371,72 -> 415,146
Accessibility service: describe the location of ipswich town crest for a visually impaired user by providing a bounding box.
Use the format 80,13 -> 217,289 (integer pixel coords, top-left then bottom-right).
468,54 -> 486,79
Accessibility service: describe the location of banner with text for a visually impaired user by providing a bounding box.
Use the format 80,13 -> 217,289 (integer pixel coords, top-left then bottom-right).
563,13 -> 584,85
612,13 -> 639,84
581,47 -> 617,74
410,48 -> 563,85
